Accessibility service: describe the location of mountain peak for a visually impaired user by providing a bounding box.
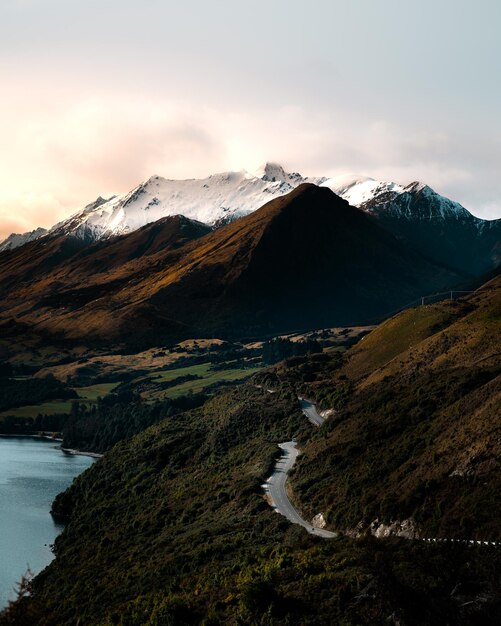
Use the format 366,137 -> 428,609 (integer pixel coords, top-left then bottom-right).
253,162 -> 289,182
42,165 -> 324,243
6,166 -> 496,259
403,181 -> 430,194
143,174 -> 169,187
83,195 -> 114,212
322,175 -> 403,207
0,226 -> 48,252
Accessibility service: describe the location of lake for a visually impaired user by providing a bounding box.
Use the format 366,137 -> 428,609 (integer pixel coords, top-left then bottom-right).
0,436 -> 95,609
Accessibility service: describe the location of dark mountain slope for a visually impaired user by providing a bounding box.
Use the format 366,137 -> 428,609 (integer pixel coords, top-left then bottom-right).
209,184 -> 462,334
61,214 -> 212,275
0,215 -> 211,347
282,274 -> 501,539
361,183 -> 501,275
0,214 -> 210,292
0,185 -> 466,347
0,234 -> 89,293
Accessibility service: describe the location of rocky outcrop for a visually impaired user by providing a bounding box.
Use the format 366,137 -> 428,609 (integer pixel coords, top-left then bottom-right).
369,518 -> 419,539
311,513 -> 327,529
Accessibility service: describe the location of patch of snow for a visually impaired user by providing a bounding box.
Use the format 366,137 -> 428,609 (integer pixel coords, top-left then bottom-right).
322,174 -> 404,207
12,166 -> 491,249
0,227 -> 48,252
49,163 -> 324,242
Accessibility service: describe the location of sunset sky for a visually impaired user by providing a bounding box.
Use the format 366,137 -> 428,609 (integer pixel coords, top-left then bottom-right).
1,0 -> 500,240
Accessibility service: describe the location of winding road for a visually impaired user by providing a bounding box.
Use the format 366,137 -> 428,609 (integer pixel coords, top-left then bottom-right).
261,391 -> 496,546
298,397 -> 325,427
263,441 -> 336,538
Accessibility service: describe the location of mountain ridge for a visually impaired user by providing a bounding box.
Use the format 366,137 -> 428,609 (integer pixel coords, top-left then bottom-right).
0,184 -> 468,348
2,163 -> 498,256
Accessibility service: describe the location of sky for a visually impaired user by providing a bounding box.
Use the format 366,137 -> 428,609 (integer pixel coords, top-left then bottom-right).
0,0 -> 500,240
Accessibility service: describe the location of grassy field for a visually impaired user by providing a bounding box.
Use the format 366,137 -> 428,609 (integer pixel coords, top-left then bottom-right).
147,362 -> 214,382
0,383 -> 119,419
0,365 -> 262,418
166,366 -> 262,397
146,362 -> 262,399
0,399 -> 80,419
75,382 -> 120,400
344,302 -> 463,381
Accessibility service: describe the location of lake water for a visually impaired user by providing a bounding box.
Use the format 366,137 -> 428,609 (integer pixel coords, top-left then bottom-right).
0,437 -> 95,608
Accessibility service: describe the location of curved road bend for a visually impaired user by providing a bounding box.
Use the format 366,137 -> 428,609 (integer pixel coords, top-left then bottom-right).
264,441 -> 336,539
298,397 -> 325,427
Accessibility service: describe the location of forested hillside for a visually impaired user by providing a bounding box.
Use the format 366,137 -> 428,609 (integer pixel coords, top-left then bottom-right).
2,277 -> 499,625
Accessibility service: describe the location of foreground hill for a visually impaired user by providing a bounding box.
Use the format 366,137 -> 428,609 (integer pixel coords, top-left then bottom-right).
270,274 -> 501,539
2,276 -> 499,625
0,185 -> 466,349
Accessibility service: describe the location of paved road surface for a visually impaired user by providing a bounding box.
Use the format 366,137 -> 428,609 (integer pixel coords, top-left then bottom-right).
262,401 -> 496,546
264,441 -> 336,538
298,397 -> 325,427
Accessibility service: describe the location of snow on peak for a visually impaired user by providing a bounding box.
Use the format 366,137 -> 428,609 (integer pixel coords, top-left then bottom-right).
49,165 -> 324,242
320,176 -> 478,223
321,174 -> 404,207
0,227 -> 48,252
323,173 -> 375,190
7,167 -> 484,252
398,182 -> 474,220
253,162 -> 289,183
403,181 -> 430,194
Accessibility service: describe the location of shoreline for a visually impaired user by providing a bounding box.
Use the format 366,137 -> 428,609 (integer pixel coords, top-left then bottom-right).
0,434 -> 103,459
61,447 -> 103,459
0,433 -> 63,442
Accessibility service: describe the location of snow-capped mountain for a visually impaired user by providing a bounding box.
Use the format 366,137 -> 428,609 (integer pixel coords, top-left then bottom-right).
1,166 -> 498,274
0,227 -> 48,252
321,174 -> 405,207
322,174 -> 481,222
47,163 -> 323,242
0,184 -> 467,347
363,179 -> 492,224
323,174 -> 500,275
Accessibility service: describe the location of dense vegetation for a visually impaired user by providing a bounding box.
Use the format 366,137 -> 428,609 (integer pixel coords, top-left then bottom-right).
262,337 -> 322,365
1,277 -> 499,625
0,374 -> 77,413
2,384 -> 500,625
0,412 -> 68,435
62,392 -> 208,453
283,281 -> 501,539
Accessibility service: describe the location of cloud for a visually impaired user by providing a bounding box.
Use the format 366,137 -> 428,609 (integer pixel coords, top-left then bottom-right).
27,99 -> 223,186
0,95 -> 500,241
475,202 -> 501,220
0,192 -> 66,240
0,97 -> 228,239
15,99 -> 222,185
